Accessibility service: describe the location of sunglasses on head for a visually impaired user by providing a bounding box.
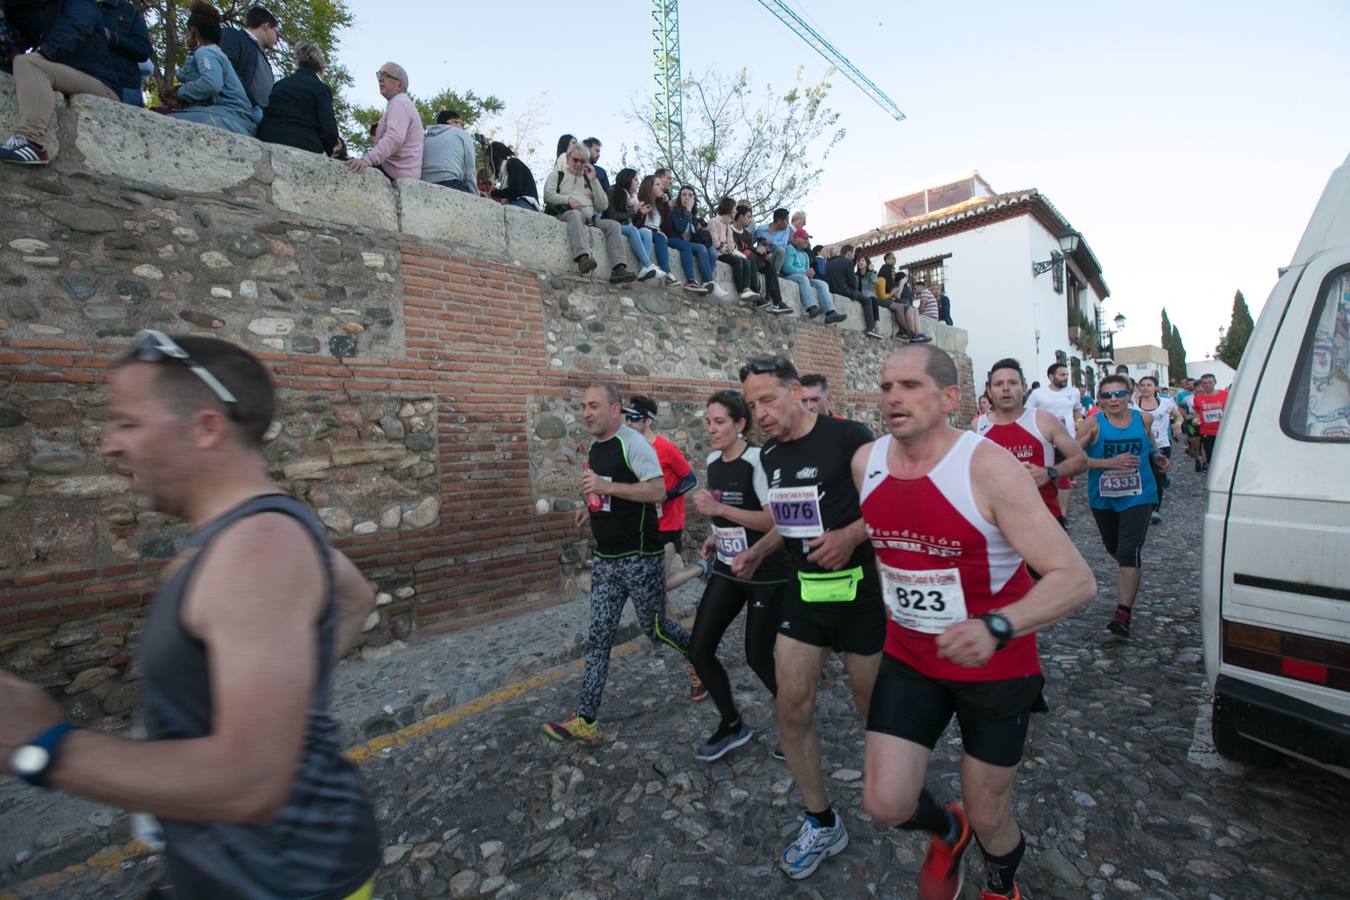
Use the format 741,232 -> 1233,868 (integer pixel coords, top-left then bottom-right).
131,330 -> 240,420
1099,389 -> 1131,400
738,357 -> 796,382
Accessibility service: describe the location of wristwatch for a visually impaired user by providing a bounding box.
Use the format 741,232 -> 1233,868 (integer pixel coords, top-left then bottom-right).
1045,466 -> 1060,482
9,722 -> 80,788
979,612 -> 1014,650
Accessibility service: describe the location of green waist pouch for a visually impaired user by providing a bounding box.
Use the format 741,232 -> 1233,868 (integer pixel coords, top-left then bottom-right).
797,566 -> 863,603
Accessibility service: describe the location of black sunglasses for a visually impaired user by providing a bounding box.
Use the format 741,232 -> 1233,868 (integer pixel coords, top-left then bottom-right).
738,356 -> 798,382
131,330 -> 240,420
1099,389 -> 1132,400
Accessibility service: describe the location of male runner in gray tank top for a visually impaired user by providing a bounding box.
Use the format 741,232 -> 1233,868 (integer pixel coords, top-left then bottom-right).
0,332 -> 380,899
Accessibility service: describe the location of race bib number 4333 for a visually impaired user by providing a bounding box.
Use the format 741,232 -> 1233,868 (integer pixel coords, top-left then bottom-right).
879,564 -> 967,635
768,486 -> 824,538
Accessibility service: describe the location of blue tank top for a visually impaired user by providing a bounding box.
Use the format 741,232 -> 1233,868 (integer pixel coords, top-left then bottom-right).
1086,410 -> 1158,511
138,494 -> 379,899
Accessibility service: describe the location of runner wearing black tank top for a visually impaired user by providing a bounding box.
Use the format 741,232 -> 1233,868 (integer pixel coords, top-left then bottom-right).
0,333 -> 380,900
687,391 -> 786,761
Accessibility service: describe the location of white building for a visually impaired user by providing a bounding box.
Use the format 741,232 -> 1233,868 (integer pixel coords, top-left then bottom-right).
838,172 -> 1112,394
1113,344 -> 1170,386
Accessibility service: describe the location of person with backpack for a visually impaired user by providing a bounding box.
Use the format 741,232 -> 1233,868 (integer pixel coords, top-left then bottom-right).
543,144 -> 637,283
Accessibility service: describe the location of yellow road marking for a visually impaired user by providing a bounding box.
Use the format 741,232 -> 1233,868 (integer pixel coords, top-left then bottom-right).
6,618 -> 692,896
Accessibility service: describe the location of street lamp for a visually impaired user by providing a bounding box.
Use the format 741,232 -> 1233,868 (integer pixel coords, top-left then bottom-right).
1097,308 -> 1126,360
1032,230 -> 1082,294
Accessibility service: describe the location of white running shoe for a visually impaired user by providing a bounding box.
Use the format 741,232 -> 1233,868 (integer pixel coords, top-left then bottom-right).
739,288 -> 760,300
637,264 -> 659,281
710,284 -> 730,299
780,810 -> 848,879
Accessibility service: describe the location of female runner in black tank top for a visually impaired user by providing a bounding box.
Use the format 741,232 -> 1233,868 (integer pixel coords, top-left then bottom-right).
687,390 -> 787,761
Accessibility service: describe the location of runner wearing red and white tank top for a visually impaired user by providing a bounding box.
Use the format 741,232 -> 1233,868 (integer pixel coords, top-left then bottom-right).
855,346 -> 1095,900
976,409 -> 1061,519
861,431 -> 1041,681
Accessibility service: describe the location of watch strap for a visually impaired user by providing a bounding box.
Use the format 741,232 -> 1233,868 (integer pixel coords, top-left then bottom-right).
979,612 -> 1012,650
14,722 -> 80,787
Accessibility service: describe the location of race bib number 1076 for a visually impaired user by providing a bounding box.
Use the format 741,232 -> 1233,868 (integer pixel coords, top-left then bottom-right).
768,486 -> 824,538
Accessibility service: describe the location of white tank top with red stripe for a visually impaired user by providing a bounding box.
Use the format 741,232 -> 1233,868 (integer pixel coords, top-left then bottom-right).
860,431 -> 1040,681
974,409 -> 1061,517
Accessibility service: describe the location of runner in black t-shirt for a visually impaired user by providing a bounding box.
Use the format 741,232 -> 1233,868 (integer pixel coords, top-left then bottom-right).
733,356 -> 884,881
687,390 -> 786,761
541,384 -> 693,746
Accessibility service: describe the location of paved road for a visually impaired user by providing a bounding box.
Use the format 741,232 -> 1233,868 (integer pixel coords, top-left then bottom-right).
8,459 -> 1350,899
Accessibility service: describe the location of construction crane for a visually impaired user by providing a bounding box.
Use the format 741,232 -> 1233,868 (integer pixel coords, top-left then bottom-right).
650,0 -> 905,165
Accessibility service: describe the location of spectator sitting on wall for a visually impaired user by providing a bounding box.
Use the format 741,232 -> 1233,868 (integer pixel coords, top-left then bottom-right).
167,2 -> 256,136
553,133 -> 576,170
422,108 -> 478,194
875,254 -> 929,342
855,250 -> 878,297
487,140 -> 539,211
790,209 -> 806,232
811,244 -> 828,280
666,184 -> 725,297
825,243 -> 883,339
938,283 -> 953,326
542,144 -> 636,283
99,0 -> 152,107
603,167 -> 663,282
710,196 -> 760,301
346,62 -> 422,181
782,227 -> 845,324
733,204 -> 786,312
753,207 -> 793,276
218,4 -> 277,119
915,277 -> 940,321
635,174 -> 683,288
256,42 -> 341,157
582,137 -> 609,194
0,0 -> 124,165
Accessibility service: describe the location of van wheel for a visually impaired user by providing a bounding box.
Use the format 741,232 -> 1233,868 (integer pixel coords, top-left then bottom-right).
1212,699 -> 1282,767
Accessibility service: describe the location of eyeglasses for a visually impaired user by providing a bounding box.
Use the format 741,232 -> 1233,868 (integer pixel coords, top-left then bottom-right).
130,330 -> 240,420
375,70 -> 398,81
1099,390 -> 1131,400
739,356 -> 797,382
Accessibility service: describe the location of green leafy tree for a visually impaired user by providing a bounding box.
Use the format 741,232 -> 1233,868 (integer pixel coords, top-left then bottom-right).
139,0 -> 353,121
1170,323 -> 1189,380
625,67 -> 845,215
1215,289 -> 1255,369
1161,308 -> 1175,381
348,88 -> 504,158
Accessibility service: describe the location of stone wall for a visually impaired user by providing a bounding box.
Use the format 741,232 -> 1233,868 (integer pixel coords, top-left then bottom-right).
0,80 -> 975,729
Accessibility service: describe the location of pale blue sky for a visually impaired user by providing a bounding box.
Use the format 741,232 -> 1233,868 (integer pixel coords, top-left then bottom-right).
336,0 -> 1350,359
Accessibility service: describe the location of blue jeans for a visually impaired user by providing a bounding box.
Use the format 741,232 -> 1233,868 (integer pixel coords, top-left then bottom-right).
784,274 -> 836,313
508,198 -> 537,211
437,178 -> 475,194
669,238 -> 716,283
620,224 -> 654,269
648,230 -> 671,272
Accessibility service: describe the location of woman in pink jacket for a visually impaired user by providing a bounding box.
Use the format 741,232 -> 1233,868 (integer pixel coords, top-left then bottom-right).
709,197 -> 760,301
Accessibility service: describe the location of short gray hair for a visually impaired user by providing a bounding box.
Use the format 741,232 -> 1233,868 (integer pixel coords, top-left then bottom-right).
294,42 -> 324,73
383,61 -> 408,87
589,382 -> 622,406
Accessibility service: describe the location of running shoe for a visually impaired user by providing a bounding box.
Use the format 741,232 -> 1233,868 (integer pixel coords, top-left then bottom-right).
739,288 -> 760,300
1107,609 -> 1132,638
0,135 -> 48,165
709,283 -> 730,298
806,306 -> 823,318
690,667 -> 708,702
752,297 -> 772,311
864,327 -> 883,340
917,803 -> 971,900
769,303 -> 794,315
663,273 -> 680,287
980,886 -> 1022,900
609,264 -> 637,284
683,281 -> 704,294
1150,511 -> 1162,525
912,332 -> 933,343
540,714 -> 599,746
695,719 -> 753,761
637,264 -> 660,281
824,311 -> 848,324
780,810 -> 848,880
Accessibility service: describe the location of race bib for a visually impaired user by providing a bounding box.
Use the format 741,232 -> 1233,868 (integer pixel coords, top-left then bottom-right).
713,525 -> 749,566
879,564 -> 967,634
1202,407 -> 1223,424
1099,469 -> 1142,498
599,476 -> 612,512
768,486 -> 824,538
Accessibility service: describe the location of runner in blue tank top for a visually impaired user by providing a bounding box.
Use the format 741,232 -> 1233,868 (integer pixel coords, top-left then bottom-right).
1078,373 -> 1168,639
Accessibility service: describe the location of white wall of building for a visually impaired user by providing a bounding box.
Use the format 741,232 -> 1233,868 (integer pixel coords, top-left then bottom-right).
1187,359 -> 1238,388
1120,360 -> 1170,385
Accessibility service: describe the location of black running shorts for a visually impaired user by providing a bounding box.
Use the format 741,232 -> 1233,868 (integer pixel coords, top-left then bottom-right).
659,531 -> 683,553
776,576 -> 885,656
866,654 -> 1047,767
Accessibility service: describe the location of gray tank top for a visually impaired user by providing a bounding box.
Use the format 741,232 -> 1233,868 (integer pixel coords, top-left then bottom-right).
138,493 -> 379,899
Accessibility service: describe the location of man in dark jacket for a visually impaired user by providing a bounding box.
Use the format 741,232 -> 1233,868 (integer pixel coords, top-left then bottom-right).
824,243 -> 883,339
0,0 -> 119,165
97,0 -> 150,105
219,5 -> 278,114
256,42 -> 340,156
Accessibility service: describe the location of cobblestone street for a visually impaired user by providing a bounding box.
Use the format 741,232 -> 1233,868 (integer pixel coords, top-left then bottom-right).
6,461 -> 1350,900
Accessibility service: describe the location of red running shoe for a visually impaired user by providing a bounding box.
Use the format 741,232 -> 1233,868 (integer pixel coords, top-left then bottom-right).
917,803 -> 972,900
980,885 -> 1022,899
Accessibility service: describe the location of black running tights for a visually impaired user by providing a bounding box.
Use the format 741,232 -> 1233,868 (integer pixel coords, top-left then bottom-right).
689,576 -> 782,726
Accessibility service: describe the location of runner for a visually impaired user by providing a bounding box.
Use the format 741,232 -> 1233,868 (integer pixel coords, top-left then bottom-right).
687,390 -> 785,761
0,332 -> 380,899
731,356 -> 884,880
1024,362 -> 1083,528
799,373 -> 843,419
625,396 -> 708,596
856,344 -> 1095,900
1078,373 -> 1168,638
1190,373 -> 1229,473
975,357 -> 1086,530
1134,375 -> 1182,523
542,384 -> 694,744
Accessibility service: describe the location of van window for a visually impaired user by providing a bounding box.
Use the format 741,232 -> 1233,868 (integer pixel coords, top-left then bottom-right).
1283,268 -> 1350,441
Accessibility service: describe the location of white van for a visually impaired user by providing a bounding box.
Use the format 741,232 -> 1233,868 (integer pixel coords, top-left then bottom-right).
1201,152 -> 1350,774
